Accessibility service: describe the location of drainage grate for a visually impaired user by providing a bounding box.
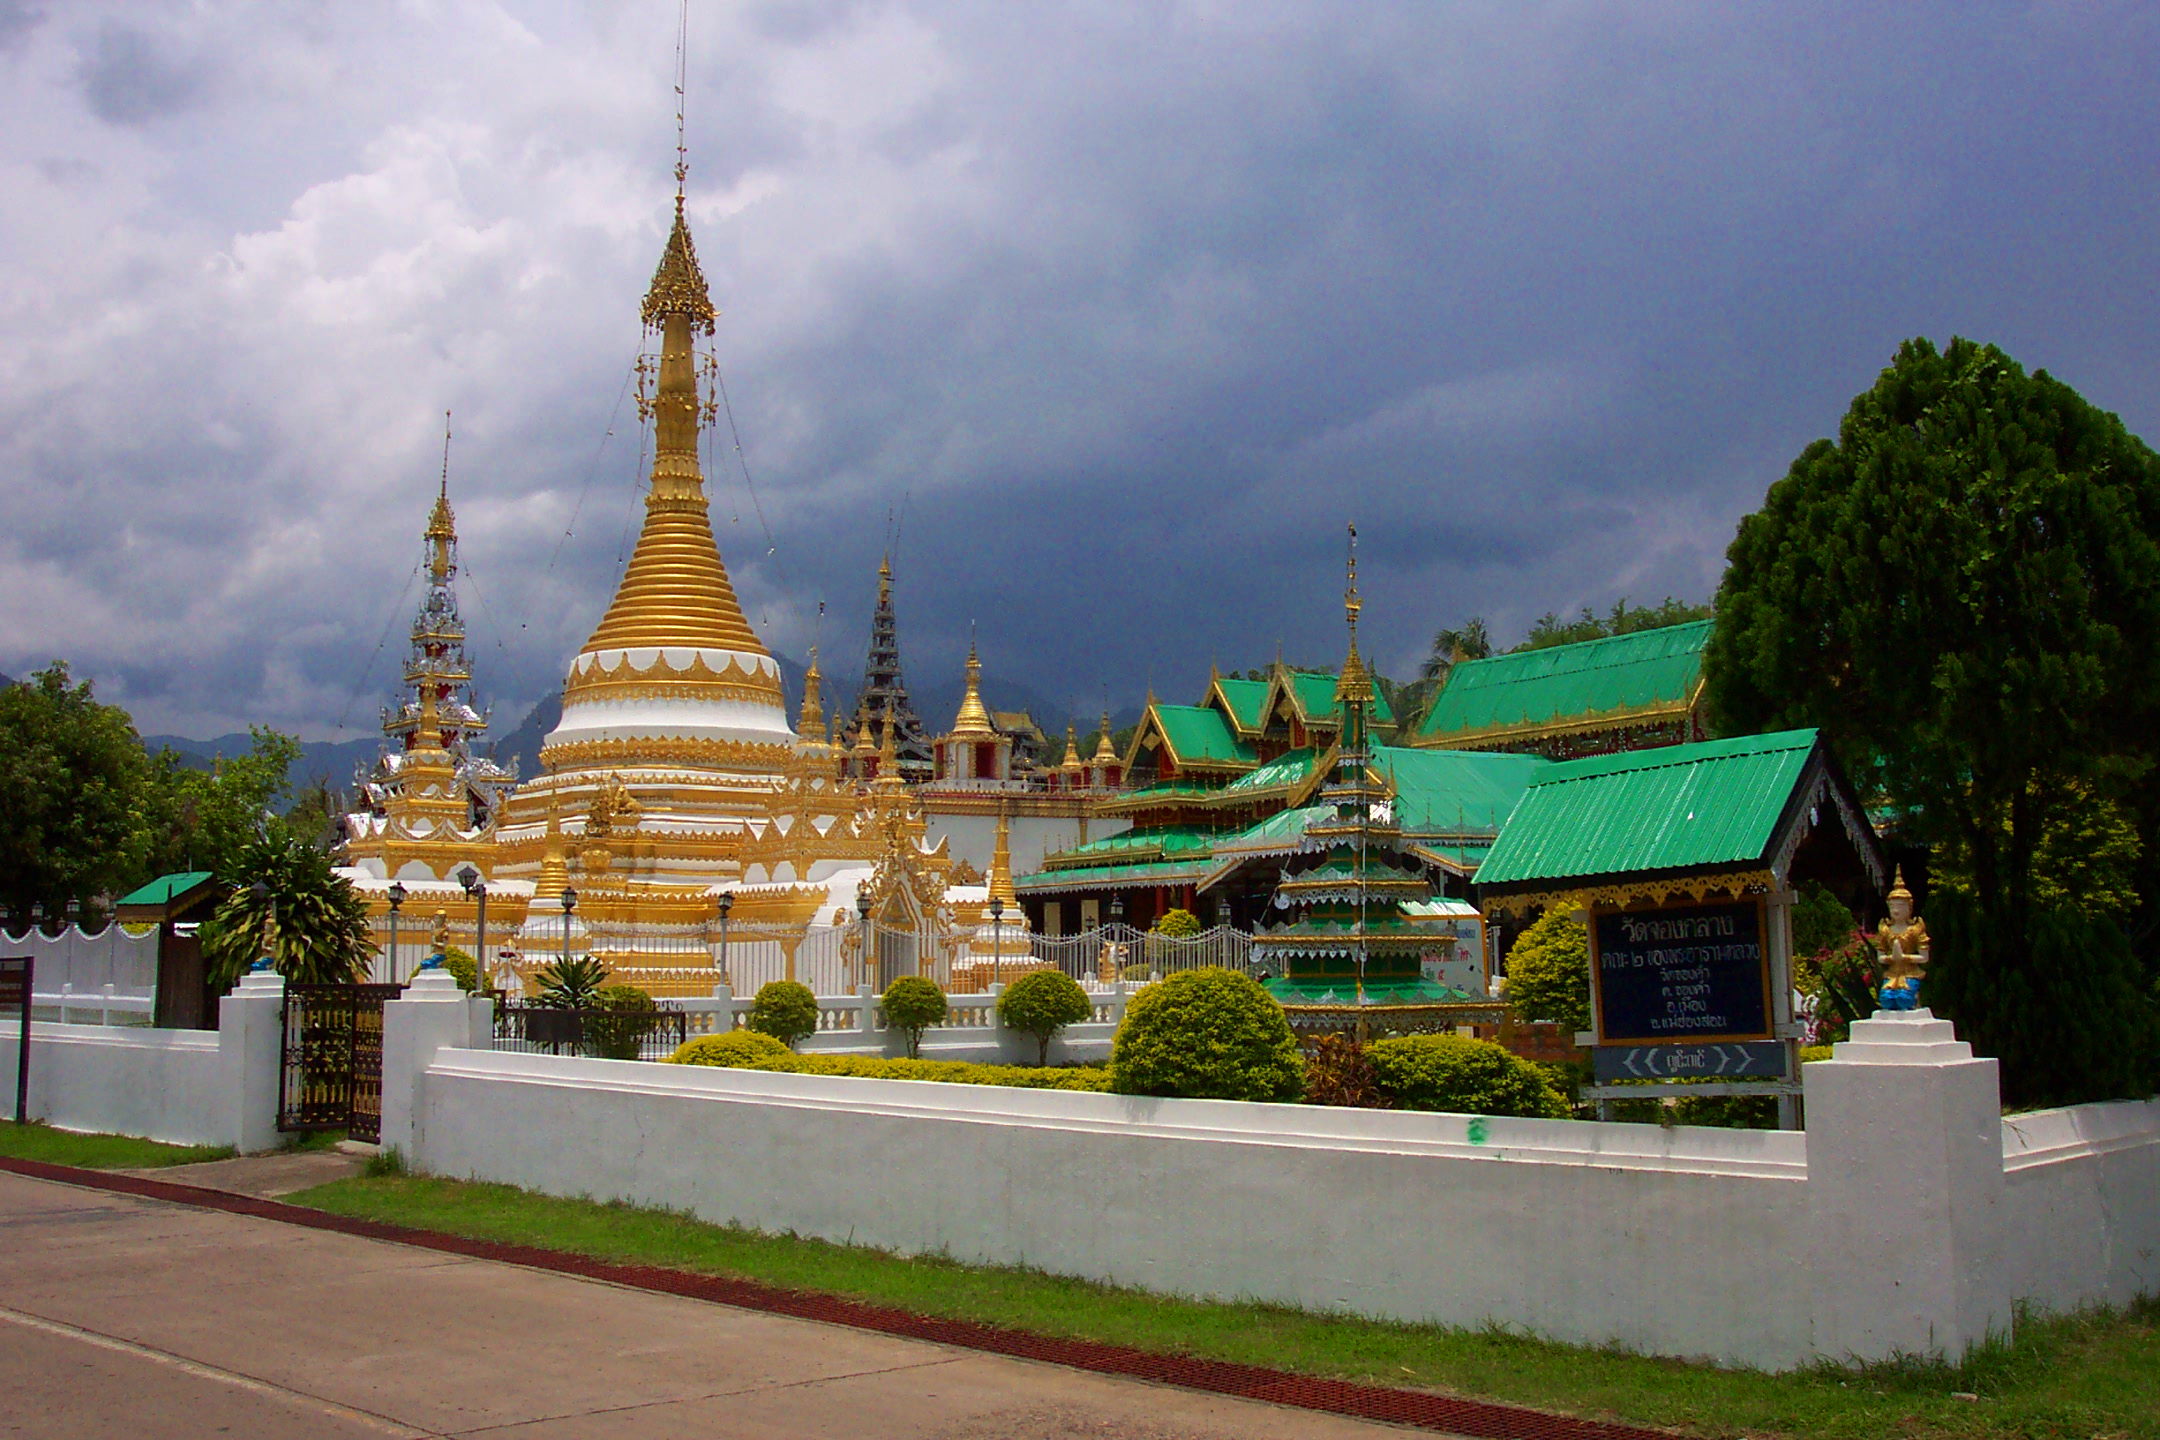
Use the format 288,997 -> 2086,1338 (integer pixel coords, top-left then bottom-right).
0,1157 -> 1673,1440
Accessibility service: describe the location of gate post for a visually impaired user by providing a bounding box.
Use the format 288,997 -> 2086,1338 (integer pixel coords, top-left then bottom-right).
218,967 -> 286,1153
380,969 -> 474,1164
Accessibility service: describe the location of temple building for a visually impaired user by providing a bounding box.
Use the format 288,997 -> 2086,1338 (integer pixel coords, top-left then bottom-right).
1016,656 -> 1540,952
338,471 -> 529,966
1408,620 -> 1711,759
841,557 -> 933,783
1253,549 -> 1479,1005
914,645 -> 1129,885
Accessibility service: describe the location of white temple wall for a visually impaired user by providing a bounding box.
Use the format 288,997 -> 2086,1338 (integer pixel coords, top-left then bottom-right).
923,810 -> 1129,878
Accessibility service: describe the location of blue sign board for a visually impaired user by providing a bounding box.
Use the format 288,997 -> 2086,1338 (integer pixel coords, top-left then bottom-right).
1591,899 -> 1771,1045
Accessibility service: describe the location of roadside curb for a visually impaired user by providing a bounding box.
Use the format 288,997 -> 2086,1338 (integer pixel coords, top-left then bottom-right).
0,1155 -> 1672,1440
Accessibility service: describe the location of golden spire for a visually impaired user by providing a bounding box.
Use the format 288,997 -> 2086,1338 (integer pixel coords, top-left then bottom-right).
988,807 -> 1018,908
874,712 -> 905,790
535,800 -> 569,902
572,170 -> 771,673
1335,521 -> 1374,706
416,683 -> 445,752
1091,710 -> 1118,766
799,648 -> 825,742
1061,724 -> 1083,772
425,412 -> 456,585
950,639 -> 995,738
853,715 -> 876,760
878,553 -> 893,602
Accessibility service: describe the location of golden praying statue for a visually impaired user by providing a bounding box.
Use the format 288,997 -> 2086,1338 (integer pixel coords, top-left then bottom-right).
430,908 -> 452,955
1871,869 -> 1930,1010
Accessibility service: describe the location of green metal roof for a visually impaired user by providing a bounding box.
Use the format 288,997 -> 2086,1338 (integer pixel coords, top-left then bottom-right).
1044,825 -> 1218,869
1014,859 -> 1217,893
1475,729 -> 1820,888
1149,704 -> 1257,767
1371,746 -> 1548,832
1417,620 -> 1711,742
1284,669 -> 1396,725
115,871 -> 216,908
1212,677 -> 1270,732
1218,748 -> 1318,797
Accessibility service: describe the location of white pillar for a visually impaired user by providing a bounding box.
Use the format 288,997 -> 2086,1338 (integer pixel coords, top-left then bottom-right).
217,968 -> 288,1154
379,969 -> 474,1164
1806,1008 -> 2009,1363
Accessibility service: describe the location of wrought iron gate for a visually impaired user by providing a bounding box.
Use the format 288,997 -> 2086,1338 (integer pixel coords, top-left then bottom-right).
279,983 -> 402,1142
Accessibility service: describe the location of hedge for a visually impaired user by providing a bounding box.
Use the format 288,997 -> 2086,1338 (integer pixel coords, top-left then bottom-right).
1365,1034 -> 1569,1118
662,1040 -> 1111,1092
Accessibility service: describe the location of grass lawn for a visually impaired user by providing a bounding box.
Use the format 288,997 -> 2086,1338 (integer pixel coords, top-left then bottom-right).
290,1173 -> 2159,1440
0,1119 -> 233,1170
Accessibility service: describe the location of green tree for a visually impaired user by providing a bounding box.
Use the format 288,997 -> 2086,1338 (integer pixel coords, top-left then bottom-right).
1515,597 -> 1713,653
995,970 -> 1093,1066
197,828 -> 373,990
0,663 -> 160,916
882,976 -> 948,1059
1420,617 -> 1493,679
746,979 -> 820,1049
1703,337 -> 2160,1102
144,728 -> 303,879
1501,908 -> 1590,1035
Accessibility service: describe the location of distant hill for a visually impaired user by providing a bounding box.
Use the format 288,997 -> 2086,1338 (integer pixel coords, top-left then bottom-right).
142,732 -> 383,795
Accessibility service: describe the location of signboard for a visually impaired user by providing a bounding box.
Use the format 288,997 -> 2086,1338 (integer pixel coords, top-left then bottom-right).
1590,899 -> 1772,1045
1591,1040 -> 1788,1082
1,956 -> 30,1125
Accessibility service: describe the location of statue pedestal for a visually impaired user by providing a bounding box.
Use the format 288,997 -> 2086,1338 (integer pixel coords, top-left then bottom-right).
1806,1009 -> 2009,1362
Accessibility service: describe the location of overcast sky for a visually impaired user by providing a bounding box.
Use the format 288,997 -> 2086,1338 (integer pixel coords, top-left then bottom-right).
3,1 -> 2156,740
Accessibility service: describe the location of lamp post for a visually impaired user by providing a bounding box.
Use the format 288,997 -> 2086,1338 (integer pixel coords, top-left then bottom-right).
855,885 -> 872,990
385,880 -> 407,983
63,898 -> 79,931
560,886 -> 578,968
28,903 -> 42,938
989,896 -> 1006,989
456,865 -> 487,988
715,891 -> 734,989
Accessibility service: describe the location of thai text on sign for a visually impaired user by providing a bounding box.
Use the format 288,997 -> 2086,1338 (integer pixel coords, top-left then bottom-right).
1591,900 -> 1771,1044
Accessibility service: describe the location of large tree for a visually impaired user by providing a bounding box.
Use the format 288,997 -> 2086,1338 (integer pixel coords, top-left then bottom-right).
1703,338 -> 2160,1100
0,664 -> 159,916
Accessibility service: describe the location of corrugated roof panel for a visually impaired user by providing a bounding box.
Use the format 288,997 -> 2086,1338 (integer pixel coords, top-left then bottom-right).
1372,746 -> 1549,832
1418,620 -> 1711,740
1475,729 -> 1818,886
1212,677 -> 1270,731
1152,704 -> 1257,766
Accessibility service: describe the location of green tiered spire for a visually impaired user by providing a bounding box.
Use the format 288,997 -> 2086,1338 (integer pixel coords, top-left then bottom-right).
1255,527 -> 1471,1005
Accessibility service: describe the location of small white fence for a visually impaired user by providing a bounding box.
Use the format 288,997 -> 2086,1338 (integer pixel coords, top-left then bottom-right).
0,924 -> 158,1026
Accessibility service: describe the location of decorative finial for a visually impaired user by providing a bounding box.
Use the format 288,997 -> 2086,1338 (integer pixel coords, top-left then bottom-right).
1344,522 -> 1361,638
672,0 -> 689,203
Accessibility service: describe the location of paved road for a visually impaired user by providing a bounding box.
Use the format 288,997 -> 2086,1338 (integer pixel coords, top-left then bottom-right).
0,1172 -> 1428,1439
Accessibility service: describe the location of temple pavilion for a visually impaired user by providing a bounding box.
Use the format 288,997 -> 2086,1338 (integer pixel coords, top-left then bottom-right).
1409,620 -> 1712,759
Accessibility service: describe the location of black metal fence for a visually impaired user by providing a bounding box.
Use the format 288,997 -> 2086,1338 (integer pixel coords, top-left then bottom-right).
494,1001 -> 687,1062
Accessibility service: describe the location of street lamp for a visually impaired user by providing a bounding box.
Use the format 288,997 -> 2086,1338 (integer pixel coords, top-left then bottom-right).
457,864 -> 487,988
1108,894 -> 1124,933
63,898 -> 79,930
715,891 -> 734,989
28,903 -> 42,938
559,885 -> 578,968
385,880 -> 407,983
989,896 -> 1005,989
855,885 -> 872,990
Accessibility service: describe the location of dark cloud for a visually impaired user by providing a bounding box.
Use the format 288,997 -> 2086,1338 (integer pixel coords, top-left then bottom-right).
3,3 -> 2158,738
77,22 -> 206,126
0,2 -> 41,53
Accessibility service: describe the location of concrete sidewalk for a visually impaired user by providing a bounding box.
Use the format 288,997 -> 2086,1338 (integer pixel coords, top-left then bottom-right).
0,1171 -> 1429,1439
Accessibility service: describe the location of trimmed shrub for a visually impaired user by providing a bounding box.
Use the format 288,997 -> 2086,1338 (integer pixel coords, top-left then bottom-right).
586,984 -> 658,1061
1672,1093 -> 1778,1129
1110,967 -> 1303,1102
1302,1034 -> 1386,1109
440,945 -> 480,993
1152,907 -> 1203,938
746,980 -> 820,1049
1366,1034 -> 1569,1118
1501,908 -> 1589,1035
882,976 -> 948,1059
996,970 -> 1094,1065
668,1029 -> 793,1067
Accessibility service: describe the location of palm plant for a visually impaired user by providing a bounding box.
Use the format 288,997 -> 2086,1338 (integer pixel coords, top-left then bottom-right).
533,955 -> 610,1009
200,829 -> 372,990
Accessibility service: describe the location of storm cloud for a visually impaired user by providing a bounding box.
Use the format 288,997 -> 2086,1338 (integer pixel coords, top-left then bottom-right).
2,2 -> 2156,740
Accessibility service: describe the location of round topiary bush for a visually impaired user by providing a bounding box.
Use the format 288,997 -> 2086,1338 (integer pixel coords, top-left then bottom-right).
667,1028 -> 794,1067
1110,967 -> 1303,1101
882,976 -> 948,1059
1365,1034 -> 1569,1118
747,979 -> 820,1049
996,970 -> 1094,1066
1152,907 -> 1203,938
